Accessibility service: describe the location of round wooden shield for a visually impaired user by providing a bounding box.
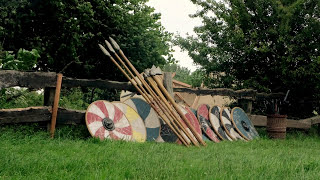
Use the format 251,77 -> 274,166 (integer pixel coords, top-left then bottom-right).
159,119 -> 178,143
197,104 -> 220,143
209,106 -> 233,141
85,100 -> 133,141
190,108 -> 209,141
124,97 -> 161,141
176,105 -> 202,144
220,107 -> 245,141
231,107 -> 259,140
112,102 -> 147,142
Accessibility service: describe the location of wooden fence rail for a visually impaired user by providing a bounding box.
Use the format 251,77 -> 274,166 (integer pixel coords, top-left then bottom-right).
1,107 -> 319,130
1,70 -> 319,130
173,87 -> 285,100
0,70 -> 135,91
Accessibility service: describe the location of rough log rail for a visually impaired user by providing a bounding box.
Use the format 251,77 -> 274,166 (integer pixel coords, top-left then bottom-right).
173,87 -> 285,100
0,70 -> 135,91
1,107 -> 319,130
0,107 -> 85,125
1,70 -> 317,130
1,70 -> 286,100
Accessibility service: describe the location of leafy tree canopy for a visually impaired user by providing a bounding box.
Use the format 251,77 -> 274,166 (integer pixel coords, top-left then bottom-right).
177,0 -> 320,116
0,0 -> 174,80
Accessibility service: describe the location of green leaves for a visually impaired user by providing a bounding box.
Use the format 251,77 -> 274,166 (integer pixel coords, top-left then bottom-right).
178,0 -> 320,117
1,0 -> 173,79
0,49 -> 40,70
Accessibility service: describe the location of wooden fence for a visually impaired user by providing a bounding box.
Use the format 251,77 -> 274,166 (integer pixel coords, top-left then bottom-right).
1,70 -> 319,130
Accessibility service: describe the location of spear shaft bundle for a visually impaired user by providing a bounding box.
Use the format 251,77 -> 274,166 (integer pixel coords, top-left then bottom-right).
98,38 -> 206,147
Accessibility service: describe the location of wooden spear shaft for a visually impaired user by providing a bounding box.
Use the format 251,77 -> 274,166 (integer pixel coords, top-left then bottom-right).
104,42 -> 192,145
98,44 -> 189,146
152,75 -> 207,146
106,40 -> 198,146
145,76 -> 199,144
114,52 -> 198,146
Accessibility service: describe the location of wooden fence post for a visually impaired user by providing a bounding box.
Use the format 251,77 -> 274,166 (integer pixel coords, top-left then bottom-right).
44,87 -> 56,131
44,87 -> 56,106
238,98 -> 253,114
163,72 -> 174,99
50,73 -> 63,138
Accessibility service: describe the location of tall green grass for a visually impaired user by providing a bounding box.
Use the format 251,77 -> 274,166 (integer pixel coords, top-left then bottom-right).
1,125 -> 320,179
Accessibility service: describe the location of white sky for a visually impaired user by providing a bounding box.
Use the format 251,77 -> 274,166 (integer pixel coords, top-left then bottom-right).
147,0 -> 202,72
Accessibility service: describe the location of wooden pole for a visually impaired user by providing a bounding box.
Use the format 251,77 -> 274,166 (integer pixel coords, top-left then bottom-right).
146,76 -> 199,145
152,75 -> 207,146
98,44 -> 190,146
163,72 -> 174,98
104,41 -> 195,146
50,73 -> 63,138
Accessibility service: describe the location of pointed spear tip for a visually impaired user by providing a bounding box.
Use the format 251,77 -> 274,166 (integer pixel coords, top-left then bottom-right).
98,44 -> 111,57
156,66 -> 163,74
105,40 -> 115,53
144,68 -> 151,77
109,37 -> 120,51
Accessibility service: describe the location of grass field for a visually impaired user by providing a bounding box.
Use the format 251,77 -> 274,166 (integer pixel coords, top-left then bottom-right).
1,124 -> 320,180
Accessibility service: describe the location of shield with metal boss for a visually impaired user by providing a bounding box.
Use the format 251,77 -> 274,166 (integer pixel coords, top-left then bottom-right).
85,100 -> 133,141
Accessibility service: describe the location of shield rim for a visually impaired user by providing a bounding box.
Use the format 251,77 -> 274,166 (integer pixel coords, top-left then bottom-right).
85,100 -> 133,141
230,107 -> 257,141
123,97 -> 161,141
209,105 -> 231,141
197,104 -> 220,143
112,101 -> 147,142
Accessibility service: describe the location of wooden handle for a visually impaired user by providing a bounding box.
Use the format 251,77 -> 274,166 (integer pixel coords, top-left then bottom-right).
153,75 -> 207,146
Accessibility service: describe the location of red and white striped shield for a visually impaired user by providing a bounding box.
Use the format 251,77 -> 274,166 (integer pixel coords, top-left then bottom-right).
85,100 -> 133,141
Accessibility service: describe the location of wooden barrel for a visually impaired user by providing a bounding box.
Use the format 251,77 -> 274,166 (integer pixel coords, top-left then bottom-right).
267,114 -> 287,139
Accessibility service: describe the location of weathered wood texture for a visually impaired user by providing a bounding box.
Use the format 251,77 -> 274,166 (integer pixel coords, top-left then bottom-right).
1,107 -> 318,130
0,107 -> 85,125
163,72 -> 174,98
249,115 -> 312,129
173,87 -> 285,100
0,70 -> 135,91
0,107 -> 51,124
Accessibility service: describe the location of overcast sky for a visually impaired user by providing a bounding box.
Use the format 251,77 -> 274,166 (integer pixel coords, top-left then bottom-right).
147,0 -> 202,72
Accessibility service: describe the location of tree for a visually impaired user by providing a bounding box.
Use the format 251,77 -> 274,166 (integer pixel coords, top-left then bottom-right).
0,0 -> 174,80
177,0 -> 320,117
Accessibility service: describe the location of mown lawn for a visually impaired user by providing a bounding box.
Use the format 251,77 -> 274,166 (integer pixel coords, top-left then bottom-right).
0,124 -> 320,179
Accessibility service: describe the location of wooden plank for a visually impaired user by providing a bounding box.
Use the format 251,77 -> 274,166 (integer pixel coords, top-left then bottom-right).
62,77 -> 135,91
56,108 -> 85,125
0,70 -> 57,89
287,119 -> 311,129
172,79 -> 192,88
0,106 -> 313,129
249,115 -> 267,126
174,87 -> 257,100
302,115 -> 320,125
0,70 -> 135,91
174,87 -> 285,100
249,115 -> 311,129
0,107 -> 51,124
0,107 -> 85,125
